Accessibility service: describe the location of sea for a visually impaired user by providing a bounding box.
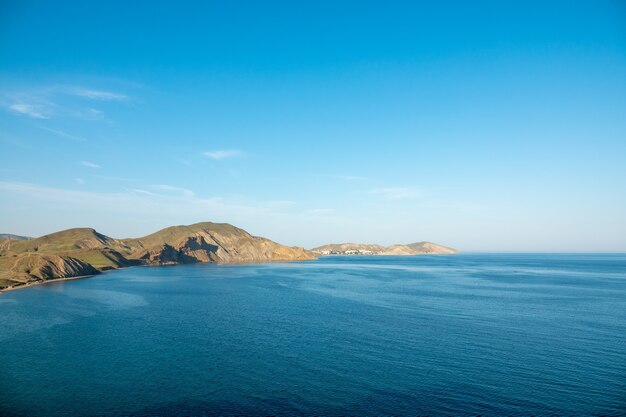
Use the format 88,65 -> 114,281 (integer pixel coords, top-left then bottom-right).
0,254 -> 624,416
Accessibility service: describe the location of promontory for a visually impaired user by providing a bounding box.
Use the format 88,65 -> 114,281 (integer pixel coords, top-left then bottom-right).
0,222 -> 314,290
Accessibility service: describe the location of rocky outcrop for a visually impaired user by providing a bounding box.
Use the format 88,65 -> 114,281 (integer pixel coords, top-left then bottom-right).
128,225 -> 313,265
135,241 -> 218,265
20,255 -> 99,280
0,222 -> 315,290
0,254 -> 99,289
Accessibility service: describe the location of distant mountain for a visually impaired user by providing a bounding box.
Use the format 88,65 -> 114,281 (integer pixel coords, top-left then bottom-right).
382,242 -> 458,255
0,234 -> 31,241
0,222 -> 315,290
311,241 -> 458,256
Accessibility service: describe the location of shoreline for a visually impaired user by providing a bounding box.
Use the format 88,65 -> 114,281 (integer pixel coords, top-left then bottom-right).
0,253 -> 466,294
0,257 -> 317,295
0,272 -> 99,294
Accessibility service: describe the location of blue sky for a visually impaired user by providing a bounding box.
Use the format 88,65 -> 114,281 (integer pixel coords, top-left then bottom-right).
1,1 -> 625,251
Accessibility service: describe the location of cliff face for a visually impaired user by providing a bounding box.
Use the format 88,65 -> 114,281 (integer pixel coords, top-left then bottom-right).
19,255 -> 99,281
0,254 -> 99,288
311,241 -> 458,256
0,222 -> 315,290
122,223 -> 314,265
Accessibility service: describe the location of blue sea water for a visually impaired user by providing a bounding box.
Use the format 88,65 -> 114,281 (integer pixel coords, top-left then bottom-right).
0,254 -> 625,416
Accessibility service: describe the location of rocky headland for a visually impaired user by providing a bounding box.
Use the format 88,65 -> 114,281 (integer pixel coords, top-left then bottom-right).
0,222 -> 315,291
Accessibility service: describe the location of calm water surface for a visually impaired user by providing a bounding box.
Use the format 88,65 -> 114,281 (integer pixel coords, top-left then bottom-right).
0,254 -> 625,416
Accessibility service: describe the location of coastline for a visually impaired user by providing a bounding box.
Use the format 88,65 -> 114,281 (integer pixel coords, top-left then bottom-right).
0,272 -> 99,294
0,253 -> 463,294
0,257 -> 318,294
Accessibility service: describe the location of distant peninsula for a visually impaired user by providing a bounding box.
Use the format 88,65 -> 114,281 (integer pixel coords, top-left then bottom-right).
0,222 -> 314,291
0,234 -> 31,241
311,242 -> 458,256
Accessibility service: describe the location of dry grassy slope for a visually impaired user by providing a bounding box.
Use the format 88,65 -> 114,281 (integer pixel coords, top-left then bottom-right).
379,245 -> 416,255
0,228 -> 136,271
405,241 -> 458,254
6,228 -> 116,252
0,254 -> 99,289
122,222 -> 314,265
0,222 -> 315,290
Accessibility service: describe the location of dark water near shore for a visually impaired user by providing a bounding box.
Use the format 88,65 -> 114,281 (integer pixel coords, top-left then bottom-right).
1,254 -> 625,416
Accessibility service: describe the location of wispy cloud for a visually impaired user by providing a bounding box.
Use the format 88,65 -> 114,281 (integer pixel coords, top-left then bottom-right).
151,184 -> 195,198
68,87 -> 127,101
9,103 -> 50,119
4,84 -> 130,121
75,178 -> 85,185
204,150 -> 243,160
129,188 -> 161,197
0,180 -> 355,245
39,127 -> 87,142
368,187 -> 422,200
81,108 -> 105,121
80,161 -> 101,169
0,181 -> 302,228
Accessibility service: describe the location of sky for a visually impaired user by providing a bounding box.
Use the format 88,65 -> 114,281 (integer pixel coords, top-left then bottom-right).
1,1 -> 625,251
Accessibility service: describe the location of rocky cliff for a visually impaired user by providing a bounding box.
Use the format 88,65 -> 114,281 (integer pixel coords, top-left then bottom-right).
122,223 -> 314,265
0,222 -> 315,290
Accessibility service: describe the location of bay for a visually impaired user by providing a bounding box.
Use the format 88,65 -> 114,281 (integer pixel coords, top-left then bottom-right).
1,254 -> 625,416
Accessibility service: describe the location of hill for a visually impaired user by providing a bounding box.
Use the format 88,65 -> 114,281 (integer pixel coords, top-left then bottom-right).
311,241 -> 458,256
0,222 -> 315,291
0,234 -> 31,240
310,243 -> 386,255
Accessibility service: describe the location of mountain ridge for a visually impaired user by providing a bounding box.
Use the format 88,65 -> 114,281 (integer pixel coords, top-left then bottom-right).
0,234 -> 31,241
0,222 -> 315,291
